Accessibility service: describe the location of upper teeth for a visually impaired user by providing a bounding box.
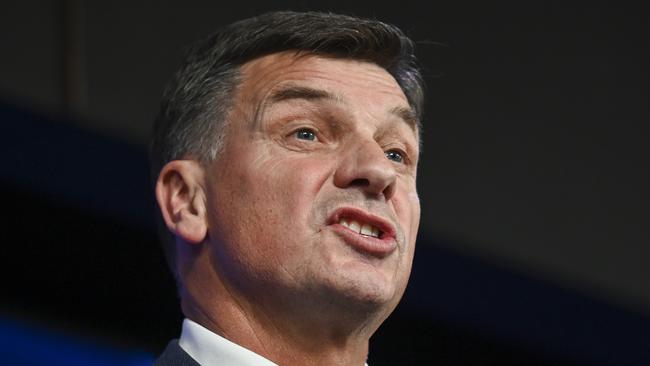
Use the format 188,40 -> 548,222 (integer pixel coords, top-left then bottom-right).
339,218 -> 381,238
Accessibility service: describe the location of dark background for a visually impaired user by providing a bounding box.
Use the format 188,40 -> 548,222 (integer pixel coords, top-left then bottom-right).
1,1 -> 649,365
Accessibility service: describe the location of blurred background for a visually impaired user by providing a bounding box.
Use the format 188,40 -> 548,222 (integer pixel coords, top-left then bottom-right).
1,1 -> 648,365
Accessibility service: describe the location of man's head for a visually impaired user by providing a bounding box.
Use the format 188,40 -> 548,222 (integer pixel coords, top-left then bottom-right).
151,10 -> 423,354
151,11 -> 423,193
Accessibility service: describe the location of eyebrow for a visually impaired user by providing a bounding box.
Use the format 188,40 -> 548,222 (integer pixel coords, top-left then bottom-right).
266,85 -> 419,132
389,106 -> 419,133
267,85 -> 338,104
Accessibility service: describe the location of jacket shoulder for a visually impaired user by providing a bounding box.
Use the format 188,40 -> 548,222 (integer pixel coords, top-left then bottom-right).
154,340 -> 201,366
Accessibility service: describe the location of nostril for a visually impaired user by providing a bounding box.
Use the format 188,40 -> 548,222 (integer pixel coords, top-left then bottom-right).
382,183 -> 395,200
348,177 -> 395,200
350,178 -> 370,187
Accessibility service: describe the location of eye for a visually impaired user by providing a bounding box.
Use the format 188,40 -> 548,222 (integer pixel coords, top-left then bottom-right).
294,128 -> 317,141
385,149 -> 404,163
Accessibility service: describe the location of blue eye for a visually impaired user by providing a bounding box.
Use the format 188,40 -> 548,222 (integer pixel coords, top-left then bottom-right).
385,150 -> 404,163
295,129 -> 316,141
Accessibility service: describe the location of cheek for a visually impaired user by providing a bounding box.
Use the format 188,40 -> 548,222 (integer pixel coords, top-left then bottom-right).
234,155 -> 336,280
257,149 -> 334,204
395,180 -> 420,224
234,151 -> 334,244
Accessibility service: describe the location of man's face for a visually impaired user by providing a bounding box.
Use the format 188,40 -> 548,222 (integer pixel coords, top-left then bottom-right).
202,52 -> 420,320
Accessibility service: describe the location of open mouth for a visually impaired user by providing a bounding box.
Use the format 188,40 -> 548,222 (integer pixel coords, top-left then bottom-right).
328,207 -> 395,239
338,218 -> 383,238
328,207 -> 397,253
327,206 -> 397,257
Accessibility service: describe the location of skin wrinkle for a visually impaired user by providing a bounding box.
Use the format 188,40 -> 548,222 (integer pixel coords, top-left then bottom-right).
210,242 -> 355,364
186,225 -> 281,361
389,106 -> 419,131
262,94 -> 418,169
245,54 -> 418,136
267,84 -> 335,104
213,278 -> 273,360
264,83 -> 418,133
308,192 -> 404,244
230,294 -> 274,361
247,140 -> 278,172
174,52 -> 420,366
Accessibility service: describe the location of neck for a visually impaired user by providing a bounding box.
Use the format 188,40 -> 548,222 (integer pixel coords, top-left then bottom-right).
180,266 -> 379,366
182,293 -> 373,366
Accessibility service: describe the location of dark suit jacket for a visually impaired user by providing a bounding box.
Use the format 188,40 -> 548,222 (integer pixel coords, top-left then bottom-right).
154,340 -> 201,366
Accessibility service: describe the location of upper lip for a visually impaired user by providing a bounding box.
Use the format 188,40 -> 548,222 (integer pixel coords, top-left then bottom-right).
327,206 -> 397,239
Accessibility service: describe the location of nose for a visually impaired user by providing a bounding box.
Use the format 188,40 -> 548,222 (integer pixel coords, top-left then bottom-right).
333,139 -> 397,200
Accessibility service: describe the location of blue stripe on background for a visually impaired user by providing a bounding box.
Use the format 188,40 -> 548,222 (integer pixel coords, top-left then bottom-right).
0,316 -> 154,366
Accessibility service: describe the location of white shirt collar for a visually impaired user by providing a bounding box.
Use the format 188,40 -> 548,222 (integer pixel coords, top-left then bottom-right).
179,318 -> 278,366
178,318 -> 369,366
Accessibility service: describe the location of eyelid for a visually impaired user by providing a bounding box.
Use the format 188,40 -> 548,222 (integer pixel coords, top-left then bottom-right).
283,123 -> 326,144
387,148 -> 409,165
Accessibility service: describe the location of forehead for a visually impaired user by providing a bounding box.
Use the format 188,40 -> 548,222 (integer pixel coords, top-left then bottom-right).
235,52 -> 416,130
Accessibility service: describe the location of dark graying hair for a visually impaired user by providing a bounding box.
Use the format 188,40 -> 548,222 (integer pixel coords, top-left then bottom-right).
150,11 -> 425,275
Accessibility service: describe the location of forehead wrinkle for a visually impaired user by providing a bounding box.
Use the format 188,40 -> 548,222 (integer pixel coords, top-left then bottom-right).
266,84 -> 340,106
237,54 -> 414,138
258,82 -> 420,147
250,83 -> 346,131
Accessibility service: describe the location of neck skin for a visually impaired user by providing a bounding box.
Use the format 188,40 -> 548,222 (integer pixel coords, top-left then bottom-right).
178,244 -> 387,366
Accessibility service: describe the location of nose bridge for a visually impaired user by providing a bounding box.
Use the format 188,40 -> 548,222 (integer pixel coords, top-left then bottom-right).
354,137 -> 388,168
334,135 -> 397,199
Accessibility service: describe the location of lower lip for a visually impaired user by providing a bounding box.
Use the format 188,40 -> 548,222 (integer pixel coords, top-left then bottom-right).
329,224 -> 397,258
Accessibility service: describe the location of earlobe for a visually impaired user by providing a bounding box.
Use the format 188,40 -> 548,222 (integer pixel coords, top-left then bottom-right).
155,160 -> 207,244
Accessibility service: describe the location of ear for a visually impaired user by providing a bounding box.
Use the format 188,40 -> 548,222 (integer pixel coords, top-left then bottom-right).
155,160 -> 207,244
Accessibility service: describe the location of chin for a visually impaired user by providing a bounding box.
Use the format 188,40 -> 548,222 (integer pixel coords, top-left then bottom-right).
322,268 -> 402,313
